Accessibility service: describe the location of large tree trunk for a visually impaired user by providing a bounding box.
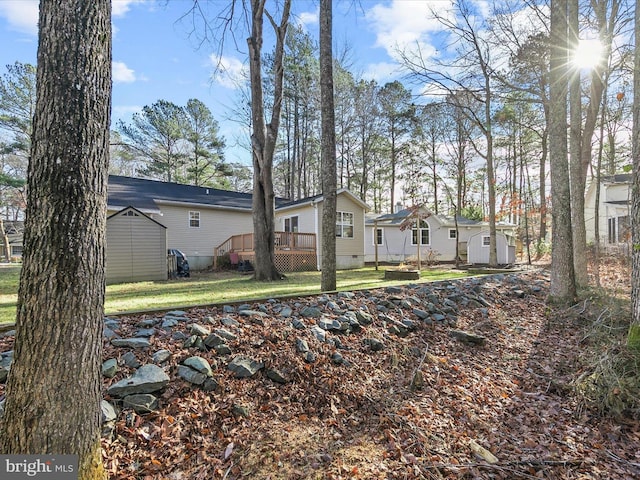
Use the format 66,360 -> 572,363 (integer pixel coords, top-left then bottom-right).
568,0 -> 588,287
247,0 -> 290,281
629,0 -> 640,349
548,0 -> 577,303
320,0 -> 337,291
0,0 -> 111,478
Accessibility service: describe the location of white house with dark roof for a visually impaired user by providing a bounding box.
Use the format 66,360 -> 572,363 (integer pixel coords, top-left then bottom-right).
108,175 -> 257,271
107,176 -> 370,275
365,204 -> 517,265
584,173 -> 631,247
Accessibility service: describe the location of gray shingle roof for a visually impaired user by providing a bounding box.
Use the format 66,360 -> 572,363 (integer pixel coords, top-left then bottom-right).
107,175 -> 256,213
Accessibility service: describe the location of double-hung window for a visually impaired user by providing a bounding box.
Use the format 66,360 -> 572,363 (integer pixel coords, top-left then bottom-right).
336,212 -> 354,238
189,211 -> 201,228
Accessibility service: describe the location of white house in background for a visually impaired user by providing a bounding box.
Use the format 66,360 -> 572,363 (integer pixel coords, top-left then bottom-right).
584,173 -> 631,246
365,204 -> 517,264
275,189 -> 369,269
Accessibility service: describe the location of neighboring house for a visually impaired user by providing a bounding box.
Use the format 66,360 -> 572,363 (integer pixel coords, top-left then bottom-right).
108,175 -> 255,270
106,206 -> 168,284
275,189 -> 369,270
0,220 -> 23,260
365,204 -> 517,265
584,173 -> 631,247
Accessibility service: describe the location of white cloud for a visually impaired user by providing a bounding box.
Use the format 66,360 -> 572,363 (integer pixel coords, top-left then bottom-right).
362,61 -> 402,84
296,10 -> 318,28
112,0 -> 150,17
0,0 -> 39,35
0,0 -> 149,35
209,55 -> 247,90
112,61 -> 137,83
365,0 -> 453,61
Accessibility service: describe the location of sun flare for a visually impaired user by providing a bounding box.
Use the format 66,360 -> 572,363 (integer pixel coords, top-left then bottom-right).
573,38 -> 604,70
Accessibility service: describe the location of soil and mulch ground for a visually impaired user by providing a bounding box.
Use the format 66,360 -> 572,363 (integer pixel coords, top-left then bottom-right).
3,259 -> 640,479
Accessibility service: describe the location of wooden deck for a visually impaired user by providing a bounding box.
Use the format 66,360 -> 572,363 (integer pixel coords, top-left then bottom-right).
214,232 -> 317,272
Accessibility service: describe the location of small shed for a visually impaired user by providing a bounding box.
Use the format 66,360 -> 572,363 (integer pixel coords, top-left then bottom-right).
106,206 -> 168,284
467,231 -> 516,265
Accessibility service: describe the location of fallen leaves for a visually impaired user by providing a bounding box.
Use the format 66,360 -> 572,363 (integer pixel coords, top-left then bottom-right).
1,262 -> 638,479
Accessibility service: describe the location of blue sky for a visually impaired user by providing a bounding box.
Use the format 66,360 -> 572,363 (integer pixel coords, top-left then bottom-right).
0,0 -> 447,164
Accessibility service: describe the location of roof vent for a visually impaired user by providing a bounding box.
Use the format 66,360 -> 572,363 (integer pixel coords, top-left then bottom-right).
206,189 -> 210,194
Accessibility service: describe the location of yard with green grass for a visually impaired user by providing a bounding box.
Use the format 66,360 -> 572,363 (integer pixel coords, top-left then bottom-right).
0,264 -> 469,324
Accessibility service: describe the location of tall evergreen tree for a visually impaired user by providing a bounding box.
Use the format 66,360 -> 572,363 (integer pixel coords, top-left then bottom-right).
118,99 -> 187,182
183,98 -> 228,187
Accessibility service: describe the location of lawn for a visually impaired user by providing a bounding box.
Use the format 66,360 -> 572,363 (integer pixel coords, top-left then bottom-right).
0,264 -> 469,324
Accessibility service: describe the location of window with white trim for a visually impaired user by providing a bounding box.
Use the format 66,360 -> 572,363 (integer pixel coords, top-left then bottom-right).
189,211 -> 201,228
449,229 -> 457,239
336,211 -> 354,238
373,227 -> 384,246
482,235 -> 490,246
411,220 -> 430,245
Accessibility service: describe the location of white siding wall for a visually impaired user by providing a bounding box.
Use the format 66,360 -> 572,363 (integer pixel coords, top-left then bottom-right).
276,193 -> 366,269
467,231 -> 512,264
365,221 -> 510,263
364,217 -> 460,262
276,204 -> 317,235
317,194 -> 366,269
585,182 -> 631,244
106,210 -> 167,284
157,203 -> 253,270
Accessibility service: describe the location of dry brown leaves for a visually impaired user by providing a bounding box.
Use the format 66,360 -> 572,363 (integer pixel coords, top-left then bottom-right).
1,259 -> 639,479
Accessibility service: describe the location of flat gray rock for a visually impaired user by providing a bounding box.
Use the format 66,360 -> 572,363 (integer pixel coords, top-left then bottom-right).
123,394 -> 158,413
152,349 -> 172,364
177,365 -> 207,385
190,324 -> 211,336
183,356 -> 213,376
102,358 -> 118,378
111,337 -> 151,349
101,400 -> 118,423
107,364 -> 169,398
227,355 -> 264,378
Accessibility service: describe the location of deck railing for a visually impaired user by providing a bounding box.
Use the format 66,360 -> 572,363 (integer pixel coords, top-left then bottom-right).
214,231 -> 316,269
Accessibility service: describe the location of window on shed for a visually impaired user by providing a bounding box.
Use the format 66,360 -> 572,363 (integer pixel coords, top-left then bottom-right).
482,235 -> 490,246
336,212 -> 354,238
189,211 -> 201,228
449,229 -> 457,239
411,220 -> 430,245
